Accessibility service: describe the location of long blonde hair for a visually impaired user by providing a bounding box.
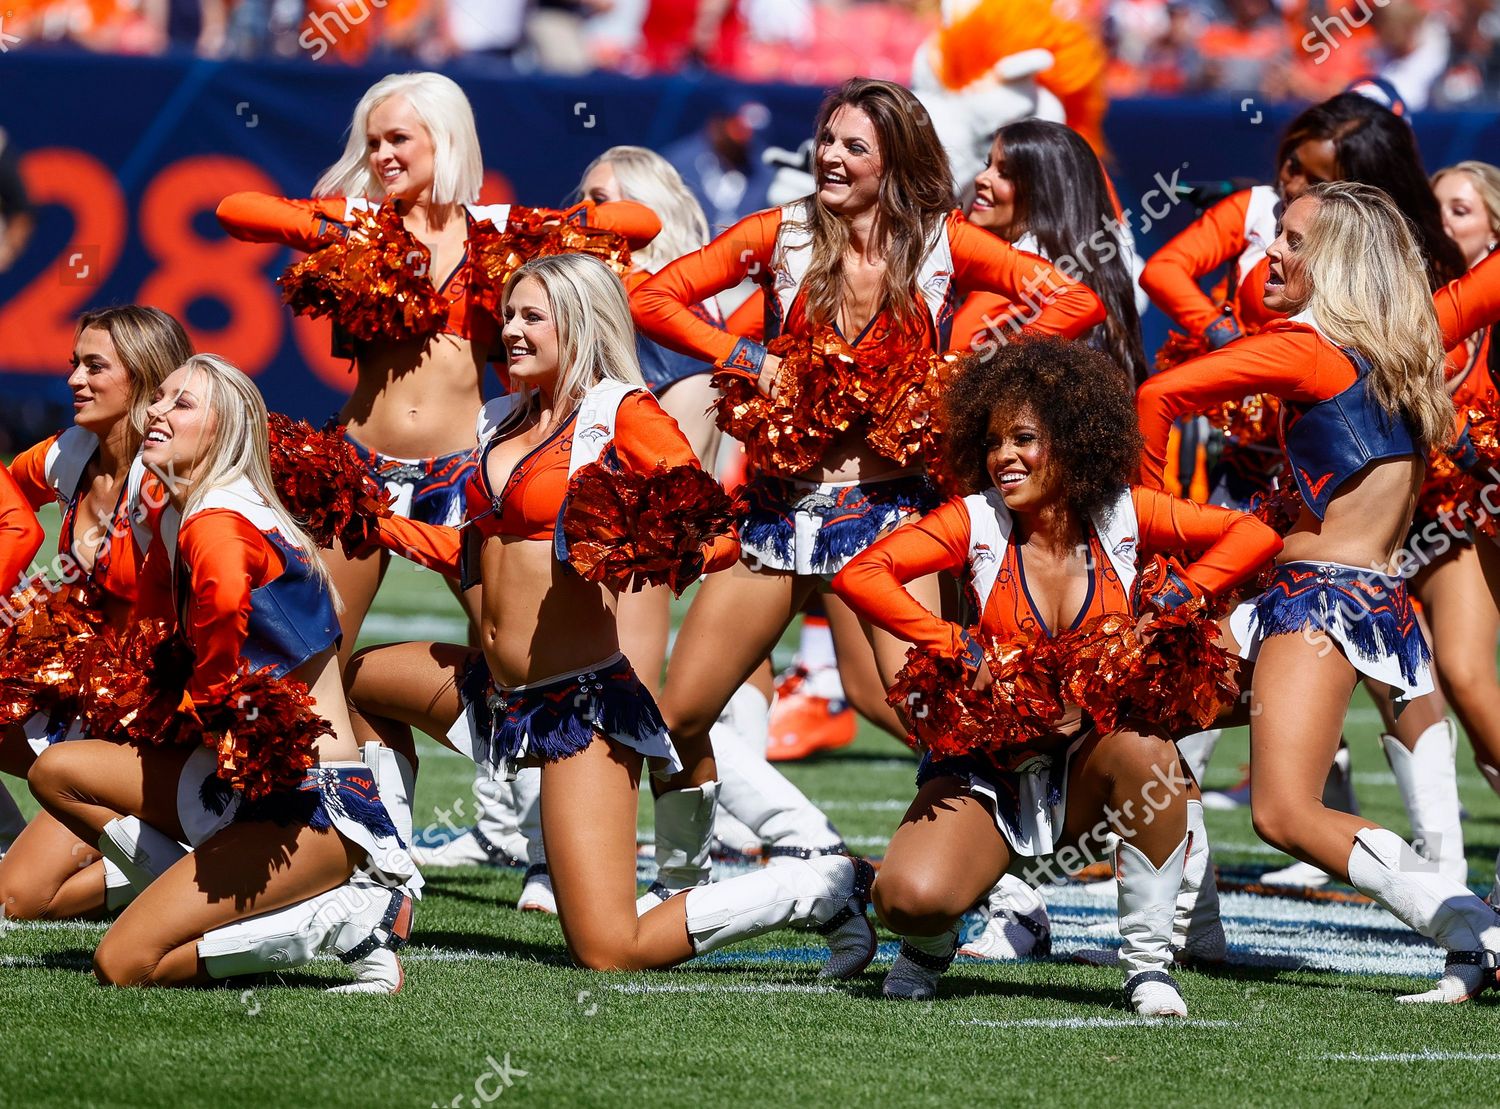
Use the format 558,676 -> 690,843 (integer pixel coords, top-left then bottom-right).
1299,181 -> 1452,449
175,355 -> 335,594
577,146 -> 708,272
313,72 -> 482,206
792,78 -> 955,332
1432,160 -> 1500,246
504,254 -> 645,419
75,306 -> 193,452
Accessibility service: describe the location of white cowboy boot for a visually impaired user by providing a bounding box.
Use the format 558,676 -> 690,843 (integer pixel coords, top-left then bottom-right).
1118,836 -> 1190,1017
683,855 -> 875,979
960,874 -> 1051,960
98,817 -> 188,899
1381,721 -> 1468,886
637,782 -> 720,913
1345,827 -> 1500,1004
1174,799 -> 1226,963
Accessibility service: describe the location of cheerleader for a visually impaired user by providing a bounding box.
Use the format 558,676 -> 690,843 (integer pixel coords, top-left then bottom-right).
28,354 -> 419,990
347,254 -> 878,974
956,117 -> 1148,386
215,71 -> 660,662
0,464 -> 44,856
0,306 -> 192,919
1138,182 -> 1500,1003
832,337 -> 1280,1015
630,77 -> 1104,906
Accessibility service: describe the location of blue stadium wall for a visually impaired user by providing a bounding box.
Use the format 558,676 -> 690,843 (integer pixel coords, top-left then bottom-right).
2,51 -> 1499,445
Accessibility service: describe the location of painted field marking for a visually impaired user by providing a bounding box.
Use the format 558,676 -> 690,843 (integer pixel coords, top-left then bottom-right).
1321,1051 -> 1500,1063
963,1017 -> 1237,1029
609,982 -> 837,995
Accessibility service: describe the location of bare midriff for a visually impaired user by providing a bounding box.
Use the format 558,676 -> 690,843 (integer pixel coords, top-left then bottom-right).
1278,458 -> 1423,570
478,538 -> 622,688
340,334 -> 492,460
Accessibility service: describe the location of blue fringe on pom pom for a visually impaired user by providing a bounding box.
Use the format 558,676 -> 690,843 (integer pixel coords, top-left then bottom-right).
1248,562 -> 1430,686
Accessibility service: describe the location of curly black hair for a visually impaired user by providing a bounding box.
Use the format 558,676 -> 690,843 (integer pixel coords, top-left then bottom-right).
942,336 -> 1142,523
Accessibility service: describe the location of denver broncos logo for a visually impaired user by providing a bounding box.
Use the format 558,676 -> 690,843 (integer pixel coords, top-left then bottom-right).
971,542 -> 996,566
579,423 -> 611,445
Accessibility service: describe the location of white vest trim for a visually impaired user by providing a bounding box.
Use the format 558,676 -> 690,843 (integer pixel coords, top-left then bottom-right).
43,425 -> 99,507
474,379 -> 644,480
161,478 -> 295,564
1236,185 -> 1280,287
962,487 -> 1140,615
772,200 -> 954,330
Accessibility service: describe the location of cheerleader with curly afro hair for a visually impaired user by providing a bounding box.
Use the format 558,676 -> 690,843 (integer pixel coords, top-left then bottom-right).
834,336 -> 1281,1016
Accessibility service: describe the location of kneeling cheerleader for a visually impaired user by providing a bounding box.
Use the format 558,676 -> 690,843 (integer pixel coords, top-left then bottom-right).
28,354 -> 419,990
349,253 -> 877,974
833,337 -> 1281,1015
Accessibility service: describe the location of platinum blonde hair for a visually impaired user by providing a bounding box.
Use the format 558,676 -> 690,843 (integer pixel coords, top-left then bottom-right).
1299,181 -> 1453,450
174,355 -> 336,596
313,72 -> 482,206
504,254 -> 644,418
576,146 -> 709,271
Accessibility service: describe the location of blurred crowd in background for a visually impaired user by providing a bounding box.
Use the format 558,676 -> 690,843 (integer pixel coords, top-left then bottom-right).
3,0 -> 1498,108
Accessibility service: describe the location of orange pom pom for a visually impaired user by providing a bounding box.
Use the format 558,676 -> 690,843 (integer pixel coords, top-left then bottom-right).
467,209 -> 632,320
267,414 -> 394,555
0,582 -> 108,728
562,462 -> 737,595
1154,330 -> 1206,374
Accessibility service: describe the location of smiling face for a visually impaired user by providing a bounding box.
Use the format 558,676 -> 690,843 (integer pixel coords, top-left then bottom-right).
366,95 -> 436,204
816,105 -> 883,217
971,136 -> 1019,238
985,404 -> 1058,513
141,365 -> 217,480
1276,137 -> 1339,204
1264,195 -> 1320,313
1436,171 -> 1496,267
501,277 -> 562,393
67,326 -> 132,436
581,160 -> 622,205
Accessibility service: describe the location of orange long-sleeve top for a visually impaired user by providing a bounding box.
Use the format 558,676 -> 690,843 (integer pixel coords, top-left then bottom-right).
217,194 -> 662,346
832,488 -> 1280,657
1140,187 -> 1283,336
630,208 -> 1105,368
0,463 -> 45,594
376,390 -> 739,577
1435,248 -> 1500,355
134,511 -> 292,705
7,432 -> 143,605
1135,320 -> 1362,490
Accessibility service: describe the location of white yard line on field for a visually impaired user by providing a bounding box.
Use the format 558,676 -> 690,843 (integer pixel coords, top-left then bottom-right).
963,1017 -> 1237,1029
1321,1051 -> 1500,1063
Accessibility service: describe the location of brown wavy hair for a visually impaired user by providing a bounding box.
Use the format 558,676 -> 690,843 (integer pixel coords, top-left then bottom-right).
943,336 -> 1141,523
788,78 -> 955,332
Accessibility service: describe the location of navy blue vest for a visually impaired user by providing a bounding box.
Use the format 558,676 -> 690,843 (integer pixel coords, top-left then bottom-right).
1280,346 -> 1418,520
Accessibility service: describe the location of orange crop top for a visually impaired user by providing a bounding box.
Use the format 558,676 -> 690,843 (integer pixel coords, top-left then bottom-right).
375,391 -> 739,576
0,463 -> 45,593
832,488 -> 1280,658
631,207 -> 1104,369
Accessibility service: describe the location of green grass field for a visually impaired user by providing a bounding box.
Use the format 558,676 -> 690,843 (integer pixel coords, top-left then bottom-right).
4,518 -> 1500,1107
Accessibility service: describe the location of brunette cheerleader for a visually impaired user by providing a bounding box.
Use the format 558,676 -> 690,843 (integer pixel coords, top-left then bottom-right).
0,306 -> 191,919
1138,182 -> 1500,1003
28,354 -> 419,990
347,254 -> 878,974
630,77 -> 1104,908
833,337 -> 1279,1014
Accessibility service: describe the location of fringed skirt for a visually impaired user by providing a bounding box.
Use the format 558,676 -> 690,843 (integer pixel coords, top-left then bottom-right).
738,472 -> 940,578
176,747 -> 419,888
916,729 -> 1093,858
448,652 -> 682,782
1229,559 -> 1434,707
343,431 -> 478,527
